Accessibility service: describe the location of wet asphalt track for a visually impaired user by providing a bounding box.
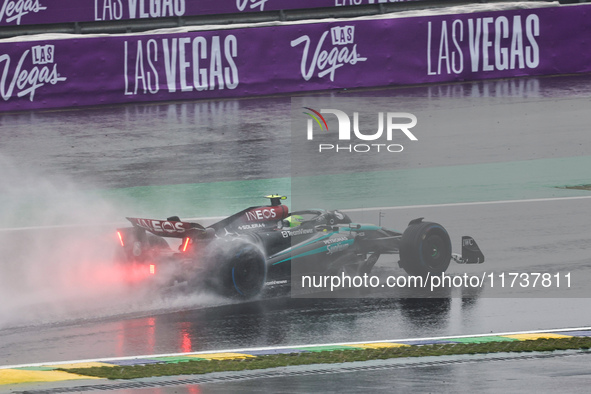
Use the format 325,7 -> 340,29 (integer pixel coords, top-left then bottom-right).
1,75 -> 591,375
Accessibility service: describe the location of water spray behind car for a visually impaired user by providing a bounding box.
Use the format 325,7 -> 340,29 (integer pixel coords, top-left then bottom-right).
0,155 -> 224,328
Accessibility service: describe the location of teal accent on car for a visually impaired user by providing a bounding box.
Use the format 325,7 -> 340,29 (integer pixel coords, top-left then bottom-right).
272,239 -> 354,265
271,231 -> 339,258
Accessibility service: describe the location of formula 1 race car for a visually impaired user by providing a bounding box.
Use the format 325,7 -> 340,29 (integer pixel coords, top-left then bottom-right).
116,195 -> 484,299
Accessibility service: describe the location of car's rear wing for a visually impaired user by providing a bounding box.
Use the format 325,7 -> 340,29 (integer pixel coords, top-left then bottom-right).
126,217 -> 208,238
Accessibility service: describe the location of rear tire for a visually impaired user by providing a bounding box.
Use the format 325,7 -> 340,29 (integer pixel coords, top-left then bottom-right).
399,221 -> 451,277
210,241 -> 267,299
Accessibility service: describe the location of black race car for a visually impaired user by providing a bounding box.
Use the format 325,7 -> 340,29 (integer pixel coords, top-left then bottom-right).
116,195 -> 484,298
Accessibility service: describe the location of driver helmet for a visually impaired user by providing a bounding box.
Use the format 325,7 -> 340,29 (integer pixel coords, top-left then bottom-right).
286,215 -> 303,227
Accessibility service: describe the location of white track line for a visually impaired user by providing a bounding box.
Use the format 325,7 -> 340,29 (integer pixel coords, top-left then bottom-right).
341,195 -> 591,213
1,195 -> 590,232
2,326 -> 590,370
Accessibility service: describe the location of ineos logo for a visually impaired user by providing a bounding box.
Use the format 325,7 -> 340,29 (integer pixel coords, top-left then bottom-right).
245,207 -> 278,221
131,218 -> 186,233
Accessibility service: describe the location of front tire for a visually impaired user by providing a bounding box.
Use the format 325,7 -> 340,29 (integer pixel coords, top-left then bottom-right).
399,221 -> 451,277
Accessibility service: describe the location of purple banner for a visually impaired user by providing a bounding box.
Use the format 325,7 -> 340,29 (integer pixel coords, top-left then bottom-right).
1,4 -> 591,112
0,0 -> 420,27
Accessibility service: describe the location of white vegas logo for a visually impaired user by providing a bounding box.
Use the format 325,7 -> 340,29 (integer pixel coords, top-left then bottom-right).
123,36 -> 239,95
0,0 -> 47,25
94,0 -> 186,21
0,44 -> 67,102
290,26 -> 367,82
236,0 -> 269,12
427,15 -> 540,75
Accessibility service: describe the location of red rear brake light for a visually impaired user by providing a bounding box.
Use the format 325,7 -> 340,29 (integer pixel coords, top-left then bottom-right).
149,264 -> 156,275
182,237 -> 191,252
117,231 -> 124,247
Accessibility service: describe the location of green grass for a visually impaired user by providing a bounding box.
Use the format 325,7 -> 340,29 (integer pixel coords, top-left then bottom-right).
60,337 -> 591,380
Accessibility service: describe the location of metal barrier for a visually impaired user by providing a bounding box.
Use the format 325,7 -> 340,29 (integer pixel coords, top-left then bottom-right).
0,0 -> 553,39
